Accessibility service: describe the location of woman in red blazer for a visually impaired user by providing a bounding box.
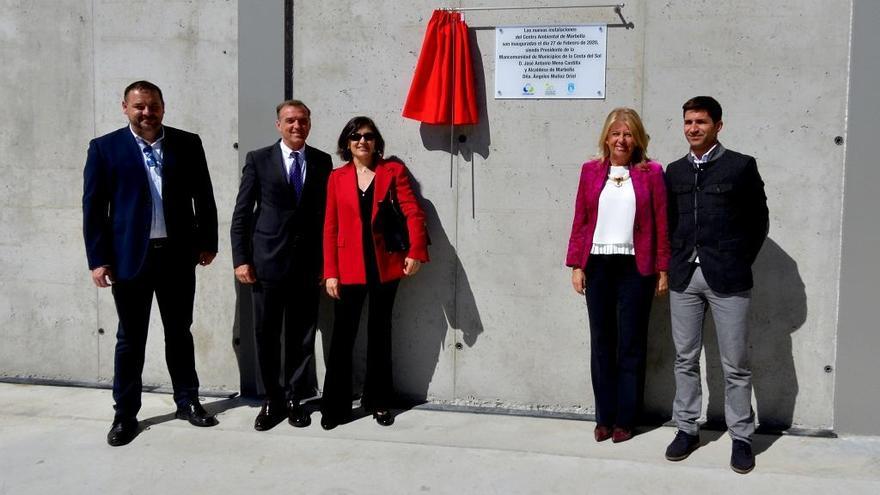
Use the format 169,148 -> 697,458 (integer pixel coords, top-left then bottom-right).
321,116 -> 429,429
566,108 -> 670,443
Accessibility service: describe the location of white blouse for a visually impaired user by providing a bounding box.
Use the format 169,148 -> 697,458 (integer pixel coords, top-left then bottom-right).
590,166 -> 636,255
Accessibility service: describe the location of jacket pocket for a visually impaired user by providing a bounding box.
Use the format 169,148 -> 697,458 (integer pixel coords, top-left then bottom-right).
670,184 -> 693,193
705,183 -> 734,194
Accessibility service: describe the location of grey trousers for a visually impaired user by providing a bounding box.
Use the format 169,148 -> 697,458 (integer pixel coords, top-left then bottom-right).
669,266 -> 755,443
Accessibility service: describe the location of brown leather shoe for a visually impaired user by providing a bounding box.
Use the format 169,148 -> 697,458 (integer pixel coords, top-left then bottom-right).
612,426 -> 633,443
594,425 -> 612,442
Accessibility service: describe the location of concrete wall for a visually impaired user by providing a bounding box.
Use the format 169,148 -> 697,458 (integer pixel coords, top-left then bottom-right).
292,0 -> 850,431
0,0 -> 868,433
0,0 -> 240,392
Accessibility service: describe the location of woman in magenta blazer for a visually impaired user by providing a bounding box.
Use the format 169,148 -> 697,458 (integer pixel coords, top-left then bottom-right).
321,116 -> 429,430
566,108 -> 670,443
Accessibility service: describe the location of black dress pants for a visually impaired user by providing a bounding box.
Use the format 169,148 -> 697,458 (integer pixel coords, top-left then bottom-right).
252,276 -> 319,402
321,279 -> 399,419
584,254 -> 656,429
110,244 -> 198,421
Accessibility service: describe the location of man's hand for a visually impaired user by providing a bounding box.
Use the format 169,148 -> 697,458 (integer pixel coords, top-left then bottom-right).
198,251 -> 216,266
325,278 -> 340,299
234,264 -> 256,284
91,266 -> 114,288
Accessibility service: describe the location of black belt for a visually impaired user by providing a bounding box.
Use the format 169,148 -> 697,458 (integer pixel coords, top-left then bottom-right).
149,238 -> 169,249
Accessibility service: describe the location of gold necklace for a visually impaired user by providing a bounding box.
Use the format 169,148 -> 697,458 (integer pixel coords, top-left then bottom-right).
608,167 -> 631,187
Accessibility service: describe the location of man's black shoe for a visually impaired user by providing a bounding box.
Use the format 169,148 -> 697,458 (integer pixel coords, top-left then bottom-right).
665,430 -> 700,461
254,400 -> 286,431
107,419 -> 138,447
288,400 -> 311,428
730,439 -> 755,474
175,400 -> 218,427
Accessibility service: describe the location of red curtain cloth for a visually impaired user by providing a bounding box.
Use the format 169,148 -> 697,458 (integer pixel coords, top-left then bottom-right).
402,10 -> 479,125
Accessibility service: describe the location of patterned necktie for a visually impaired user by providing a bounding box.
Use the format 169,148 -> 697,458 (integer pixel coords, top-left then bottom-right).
143,144 -> 162,176
290,150 -> 303,199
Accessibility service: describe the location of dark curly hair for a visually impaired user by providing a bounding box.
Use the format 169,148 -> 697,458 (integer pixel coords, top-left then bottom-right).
336,116 -> 385,162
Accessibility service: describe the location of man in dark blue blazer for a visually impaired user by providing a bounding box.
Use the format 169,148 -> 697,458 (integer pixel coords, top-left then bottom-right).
83,80 -> 219,446
230,100 -> 332,431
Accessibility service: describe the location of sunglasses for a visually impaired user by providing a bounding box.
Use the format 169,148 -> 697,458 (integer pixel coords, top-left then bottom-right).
348,132 -> 376,142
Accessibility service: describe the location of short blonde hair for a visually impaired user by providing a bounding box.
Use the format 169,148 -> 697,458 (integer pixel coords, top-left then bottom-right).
597,107 -> 650,165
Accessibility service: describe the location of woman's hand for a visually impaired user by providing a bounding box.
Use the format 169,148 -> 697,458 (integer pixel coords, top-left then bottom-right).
655,271 -> 669,296
325,277 -> 341,299
571,268 -> 586,295
403,258 -> 421,276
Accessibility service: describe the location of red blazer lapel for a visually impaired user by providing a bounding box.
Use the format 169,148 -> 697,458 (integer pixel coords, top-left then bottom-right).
588,160 -> 610,207
372,160 -> 393,224
337,162 -> 357,212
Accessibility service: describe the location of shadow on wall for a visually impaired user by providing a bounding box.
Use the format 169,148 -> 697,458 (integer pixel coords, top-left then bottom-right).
746,238 -> 805,431
417,28 -> 491,162
392,173 -> 484,403
644,238 -> 805,433
643,292 -> 674,422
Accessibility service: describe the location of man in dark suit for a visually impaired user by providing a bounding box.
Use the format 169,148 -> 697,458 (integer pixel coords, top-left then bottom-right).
663,96 -> 768,474
230,100 -> 332,430
83,80 -> 219,447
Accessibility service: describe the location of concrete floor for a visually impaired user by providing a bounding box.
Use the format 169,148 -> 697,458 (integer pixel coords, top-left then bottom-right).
1,383 -> 879,495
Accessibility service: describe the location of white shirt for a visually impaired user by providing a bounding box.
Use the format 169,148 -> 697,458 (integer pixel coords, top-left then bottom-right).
130,125 -> 167,239
279,140 -> 307,183
690,143 -> 719,166
590,166 -> 636,255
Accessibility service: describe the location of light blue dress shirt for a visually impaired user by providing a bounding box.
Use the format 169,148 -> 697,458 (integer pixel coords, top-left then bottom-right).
130,126 -> 167,239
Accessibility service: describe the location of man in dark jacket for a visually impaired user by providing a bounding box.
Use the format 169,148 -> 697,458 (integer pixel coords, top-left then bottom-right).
83,80 -> 219,447
663,96 -> 768,474
230,100 -> 332,431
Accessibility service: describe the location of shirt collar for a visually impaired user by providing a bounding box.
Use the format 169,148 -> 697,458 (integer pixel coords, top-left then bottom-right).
129,125 -> 165,147
279,140 -> 306,158
687,142 -> 725,165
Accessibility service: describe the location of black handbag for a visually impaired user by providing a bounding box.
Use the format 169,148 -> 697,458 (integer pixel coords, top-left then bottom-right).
376,178 -> 410,253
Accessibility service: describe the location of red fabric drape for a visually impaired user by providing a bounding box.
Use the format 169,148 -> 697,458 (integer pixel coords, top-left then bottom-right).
402,10 -> 478,125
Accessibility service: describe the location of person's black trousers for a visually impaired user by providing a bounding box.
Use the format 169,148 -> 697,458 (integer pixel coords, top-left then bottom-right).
110,244 -> 198,421
584,254 -> 656,429
252,276 -> 319,403
321,279 -> 399,420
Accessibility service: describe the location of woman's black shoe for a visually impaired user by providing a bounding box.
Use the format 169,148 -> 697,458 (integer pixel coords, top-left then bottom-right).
320,415 -> 339,431
373,410 -> 394,426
